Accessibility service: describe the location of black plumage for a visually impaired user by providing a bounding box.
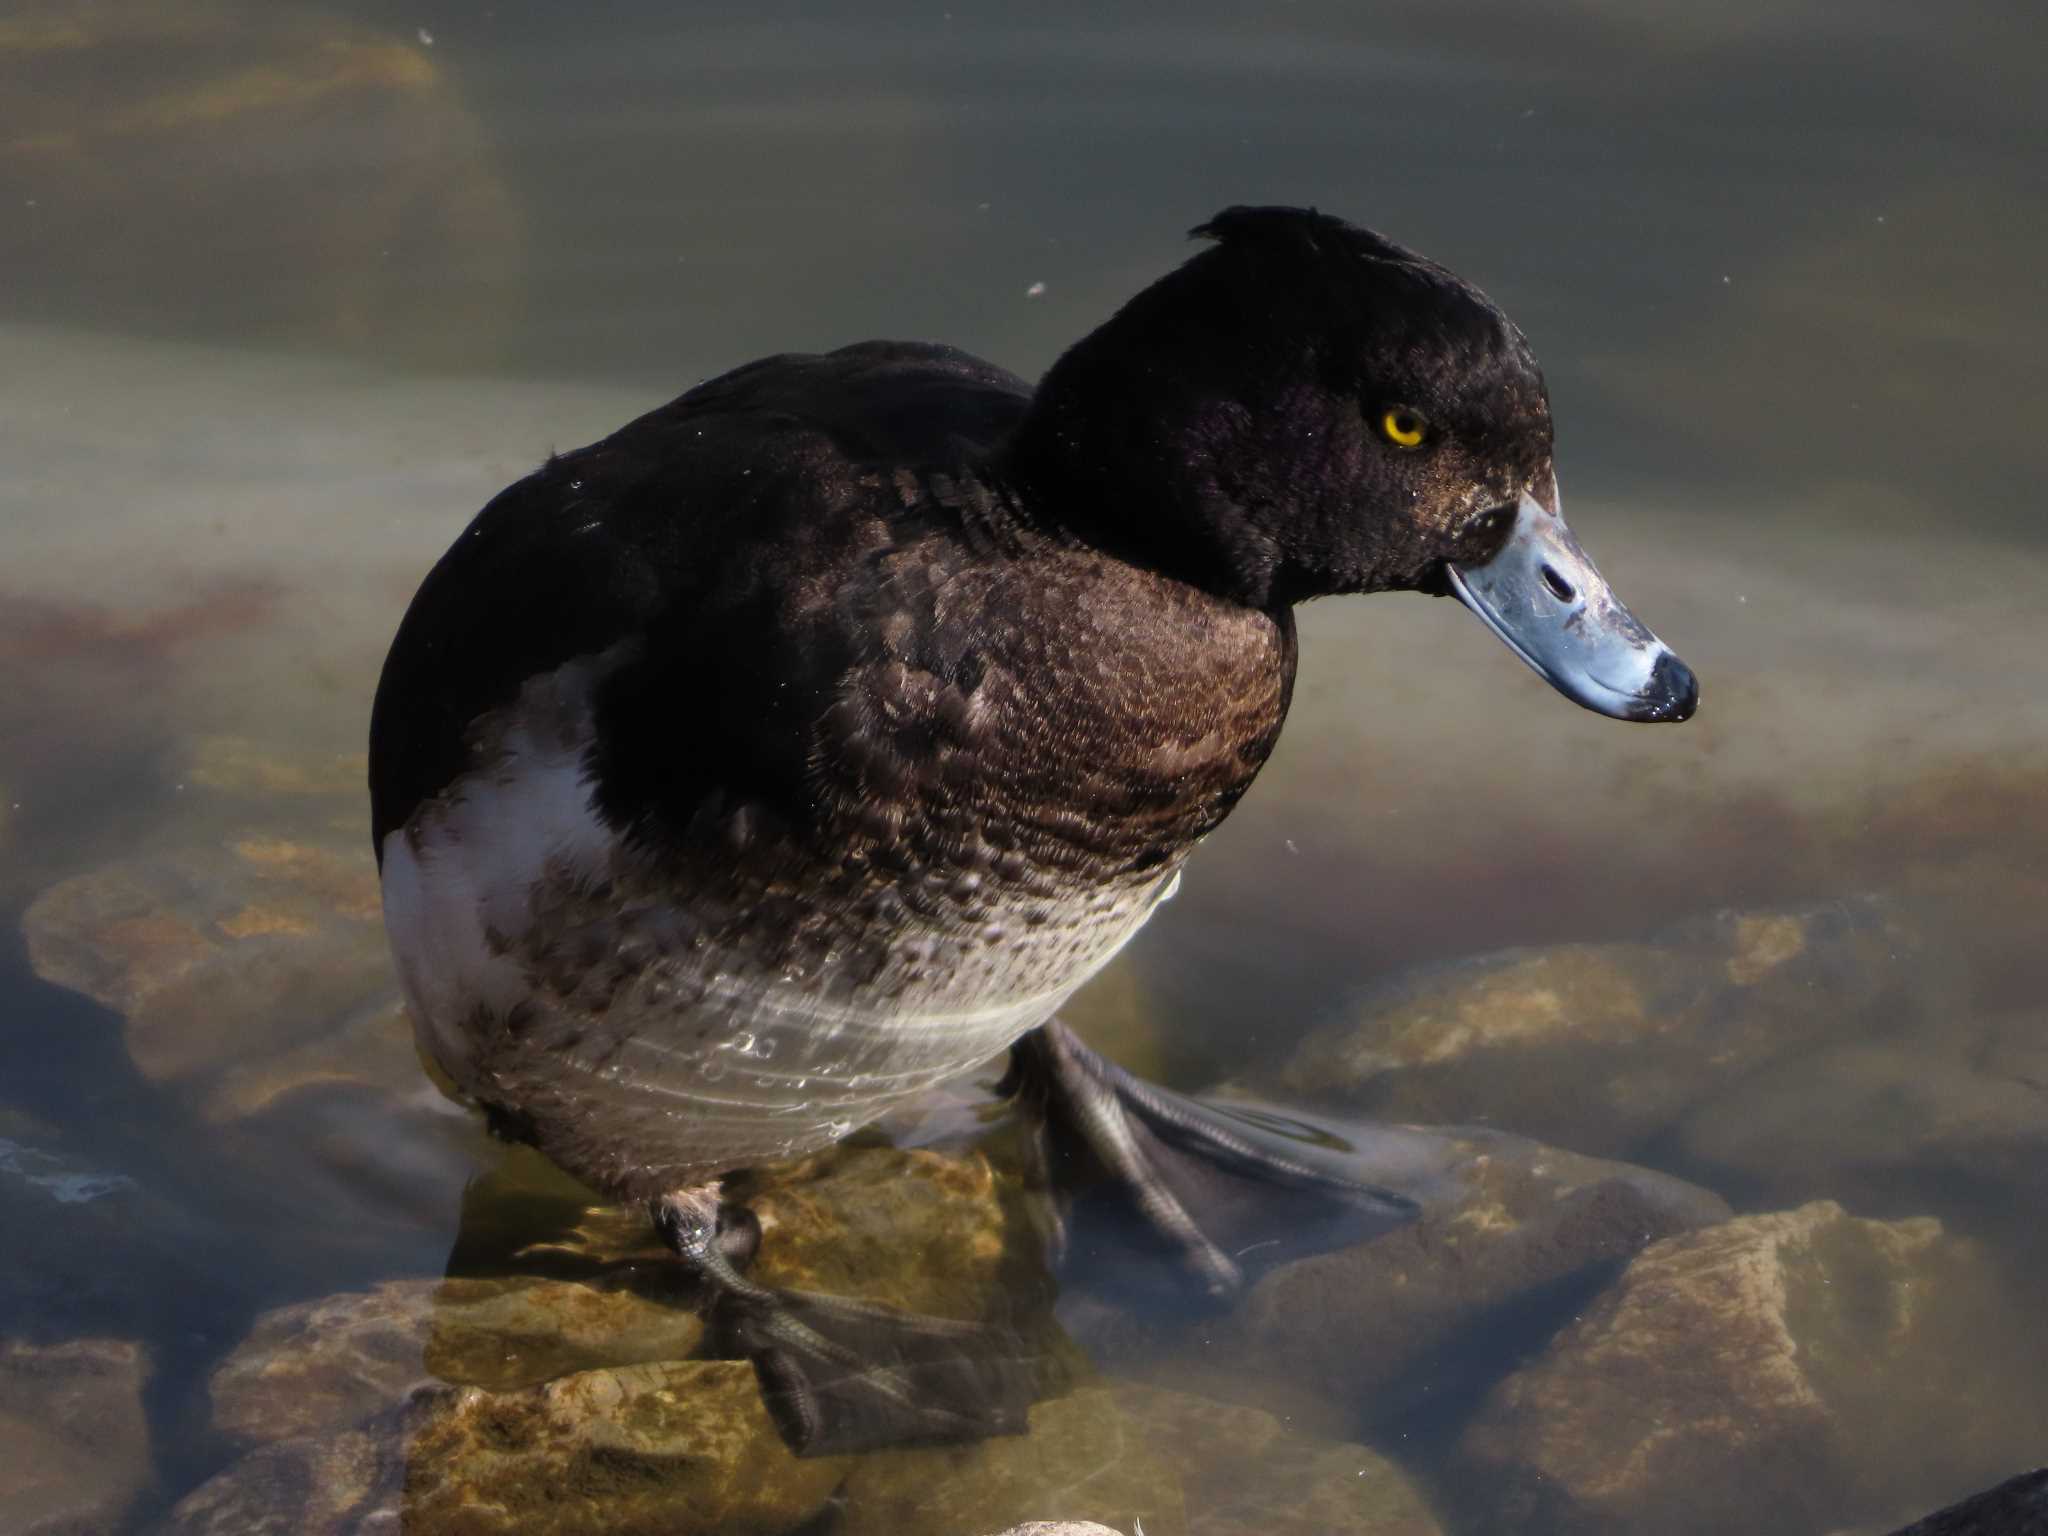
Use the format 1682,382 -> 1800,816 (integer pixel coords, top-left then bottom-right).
369,201 -> 1686,1246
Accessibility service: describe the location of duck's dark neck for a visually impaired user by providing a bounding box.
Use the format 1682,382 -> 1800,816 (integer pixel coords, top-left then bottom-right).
993,431 -> 1273,614
999,344 -> 1296,612
998,245 -> 1403,612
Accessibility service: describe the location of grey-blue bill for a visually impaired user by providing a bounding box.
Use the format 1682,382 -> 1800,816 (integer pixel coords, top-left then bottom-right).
1446,490 -> 1698,723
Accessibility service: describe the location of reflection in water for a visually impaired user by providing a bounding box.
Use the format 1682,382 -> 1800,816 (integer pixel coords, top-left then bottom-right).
2,0 -> 2046,1532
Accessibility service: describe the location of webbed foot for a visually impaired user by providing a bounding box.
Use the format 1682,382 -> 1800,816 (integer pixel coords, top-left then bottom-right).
652,1187 -> 1044,1456
1002,1018 -> 1421,1300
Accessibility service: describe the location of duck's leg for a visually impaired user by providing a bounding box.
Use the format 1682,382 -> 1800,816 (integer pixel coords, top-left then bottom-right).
1002,1019 -> 1420,1300
650,1186 -> 1045,1456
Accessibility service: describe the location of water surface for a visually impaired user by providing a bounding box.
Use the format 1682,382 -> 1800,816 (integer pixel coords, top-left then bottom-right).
3,3 -> 2044,1532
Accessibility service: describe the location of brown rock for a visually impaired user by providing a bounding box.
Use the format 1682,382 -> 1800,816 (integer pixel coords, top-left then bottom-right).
1094,1127 -> 1728,1432
400,1361 -> 845,1535
423,1274 -> 705,1394
840,1380 -> 1443,1536
184,737 -> 368,800
1271,899 -> 1914,1157
837,1385 -> 1184,1536
22,839 -> 390,1084
1305,942 -> 1658,1071
463,1137 -> 1071,1457
1678,1041 -> 2048,1211
1107,1383 -> 1441,1536
1459,1202 -> 2048,1536
452,1116 -> 1043,1334
210,1281 -> 436,1444
211,1272 -> 706,1444
196,998 -> 423,1123
157,1427 -> 399,1536
228,839 -> 381,921
0,1337 -> 153,1536
737,1141 -> 1042,1322
187,1359 -> 852,1535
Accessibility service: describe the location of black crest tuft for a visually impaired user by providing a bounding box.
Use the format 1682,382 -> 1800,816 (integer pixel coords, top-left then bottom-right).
1190,204 -> 1426,269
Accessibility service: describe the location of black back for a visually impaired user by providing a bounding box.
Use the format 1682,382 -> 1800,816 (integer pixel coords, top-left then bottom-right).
372,206 -> 1559,871
368,342 -> 1032,855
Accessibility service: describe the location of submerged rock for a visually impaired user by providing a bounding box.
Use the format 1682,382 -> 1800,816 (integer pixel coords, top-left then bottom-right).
173,1363 -> 841,1536
196,1255 -> 1435,1534
421,1274 -> 705,1394
196,997 -> 420,1124
1457,1201 -> 2048,1536
209,1281 -> 437,1445
15,829 -> 484,1262
183,737 -> 369,802
737,1140 -> 1041,1322
455,1135 -> 1043,1334
1269,899 -> 1913,1158
200,1134 -> 1060,1514
0,1337 -> 153,1536
836,1385 -> 1183,1536
1107,1383 -> 1441,1536
1083,1125 -> 1728,1433
158,1425 -> 401,1536
184,1374 -> 1426,1536
402,1361 -> 847,1536
838,1381 -> 1442,1536
1678,1039 -> 2048,1212
209,1272 -> 707,1445
22,837 -> 390,1087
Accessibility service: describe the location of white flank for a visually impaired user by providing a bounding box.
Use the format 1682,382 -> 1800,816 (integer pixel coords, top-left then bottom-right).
381,658 -> 619,1084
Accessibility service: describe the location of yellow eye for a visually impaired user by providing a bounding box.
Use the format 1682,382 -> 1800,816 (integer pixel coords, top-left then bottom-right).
1380,407 -> 1427,447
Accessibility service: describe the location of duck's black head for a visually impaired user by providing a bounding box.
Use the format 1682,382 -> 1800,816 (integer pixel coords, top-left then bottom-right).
1009,204 -> 1696,723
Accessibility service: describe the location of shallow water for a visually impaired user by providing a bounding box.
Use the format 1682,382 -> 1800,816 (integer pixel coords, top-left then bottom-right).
3,3 -> 2045,1533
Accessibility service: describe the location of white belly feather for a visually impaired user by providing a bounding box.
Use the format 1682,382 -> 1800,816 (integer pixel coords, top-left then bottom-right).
378,657 -> 1176,1189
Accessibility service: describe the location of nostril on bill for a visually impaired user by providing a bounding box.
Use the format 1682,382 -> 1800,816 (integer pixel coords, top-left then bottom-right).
1540,564 -> 1575,602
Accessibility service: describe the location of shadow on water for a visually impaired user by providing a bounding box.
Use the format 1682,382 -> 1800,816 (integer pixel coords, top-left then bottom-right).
0,922 -> 261,1527
0,910 -> 488,1530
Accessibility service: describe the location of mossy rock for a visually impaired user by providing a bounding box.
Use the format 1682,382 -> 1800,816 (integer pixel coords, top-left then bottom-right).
22,837 -> 390,1086
1458,1201 -> 2048,1536
1271,897 -> 1915,1157
400,1361 -> 845,1536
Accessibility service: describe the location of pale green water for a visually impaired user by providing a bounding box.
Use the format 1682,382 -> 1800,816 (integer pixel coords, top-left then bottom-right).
2,3 -> 2045,1532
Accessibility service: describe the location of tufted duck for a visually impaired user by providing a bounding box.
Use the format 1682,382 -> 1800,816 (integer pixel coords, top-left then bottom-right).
369,204 -> 1696,1449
